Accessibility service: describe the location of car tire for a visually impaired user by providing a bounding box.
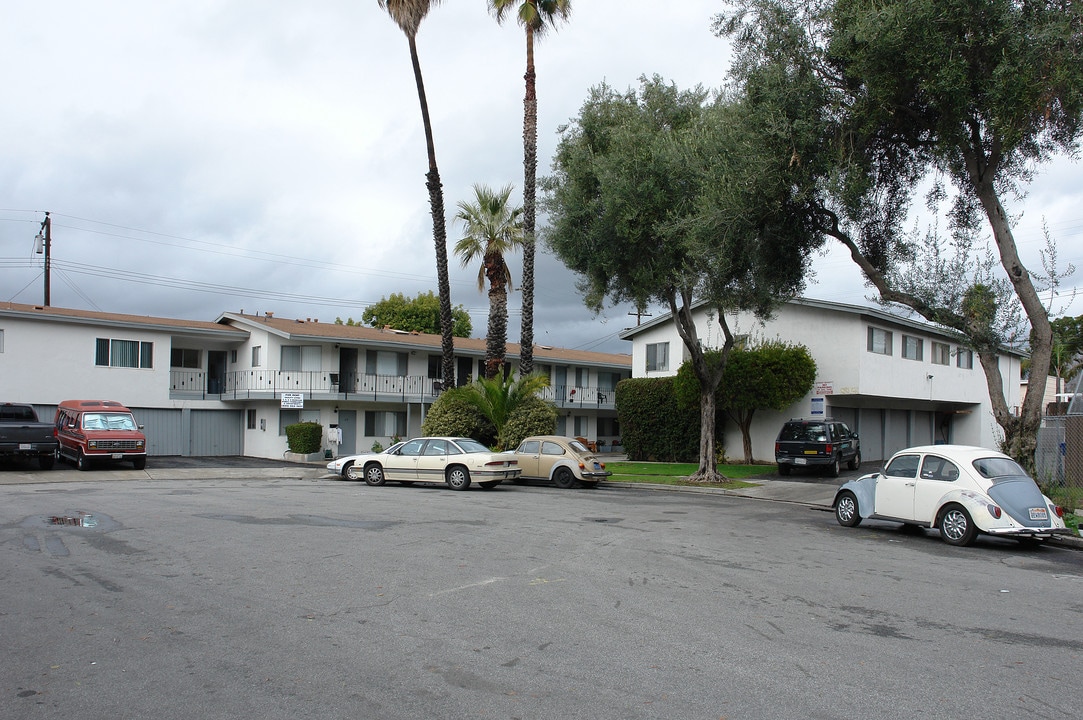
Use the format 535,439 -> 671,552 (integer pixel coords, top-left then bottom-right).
939,504 -> 977,546
479,481 -> 501,490
835,491 -> 862,527
828,456 -> 841,478
553,467 -> 576,489
364,463 -> 386,487
132,457 -> 147,470
76,451 -> 90,472
39,454 -> 55,471
847,450 -> 861,471
778,464 -> 791,476
341,461 -> 356,480
446,466 -> 471,491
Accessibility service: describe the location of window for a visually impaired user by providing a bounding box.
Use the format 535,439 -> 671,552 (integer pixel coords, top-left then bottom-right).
231,349 -> 238,364
252,346 -> 262,367
95,338 -> 153,368
170,348 -> 202,369
919,455 -> 960,482
931,341 -> 950,366
885,454 -> 920,478
902,334 -> 923,361
364,410 -> 407,437
867,327 -> 892,355
957,349 -> 973,369
0,328 -> 4,353
646,342 -> 669,372
427,354 -> 441,379
246,409 -> 257,430
365,350 -> 407,376
278,408 -> 318,435
282,345 -> 321,371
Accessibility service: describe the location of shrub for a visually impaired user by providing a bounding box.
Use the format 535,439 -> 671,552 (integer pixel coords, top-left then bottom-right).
502,396 -> 558,450
615,377 -> 701,462
422,387 -> 497,446
285,421 -> 323,454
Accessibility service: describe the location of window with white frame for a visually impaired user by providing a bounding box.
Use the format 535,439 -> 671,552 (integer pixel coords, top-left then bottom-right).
957,349 -> 974,369
366,350 -> 407,376
246,409 -> 257,430
364,410 -> 407,437
95,338 -> 153,368
252,345 -> 262,367
0,328 -> 4,353
931,341 -> 950,366
646,342 -> 669,372
867,327 -> 892,355
170,348 -> 202,368
282,345 -> 321,371
902,334 -> 923,361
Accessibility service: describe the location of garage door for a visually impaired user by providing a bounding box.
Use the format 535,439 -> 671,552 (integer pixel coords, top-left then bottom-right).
190,410 -> 243,456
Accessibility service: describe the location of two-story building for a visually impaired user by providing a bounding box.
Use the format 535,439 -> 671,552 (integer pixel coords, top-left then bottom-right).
0,302 -> 630,460
620,297 -> 1024,464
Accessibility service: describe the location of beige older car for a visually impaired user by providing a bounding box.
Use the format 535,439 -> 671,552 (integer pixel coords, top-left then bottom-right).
359,437 -> 520,490
513,435 -> 611,489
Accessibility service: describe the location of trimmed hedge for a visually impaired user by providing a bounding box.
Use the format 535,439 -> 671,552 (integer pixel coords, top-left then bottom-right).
501,396 -> 558,450
285,421 -> 323,454
421,387 -> 497,446
615,377 -> 702,462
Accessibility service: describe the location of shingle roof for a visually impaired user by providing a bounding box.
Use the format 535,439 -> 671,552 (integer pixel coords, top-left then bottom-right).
0,301 -> 246,337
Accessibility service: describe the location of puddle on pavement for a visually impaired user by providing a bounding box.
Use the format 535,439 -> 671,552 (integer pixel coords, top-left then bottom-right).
21,511 -> 121,533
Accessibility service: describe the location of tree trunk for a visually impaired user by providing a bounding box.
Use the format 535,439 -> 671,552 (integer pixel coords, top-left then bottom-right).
519,27 -> 538,376
740,410 -> 755,465
408,34 -> 455,389
968,169 -> 1051,469
485,253 -> 509,380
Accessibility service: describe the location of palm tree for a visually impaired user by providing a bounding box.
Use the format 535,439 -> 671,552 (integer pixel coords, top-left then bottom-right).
377,0 -> 456,390
459,372 -> 551,450
488,0 -> 571,377
454,183 -> 525,379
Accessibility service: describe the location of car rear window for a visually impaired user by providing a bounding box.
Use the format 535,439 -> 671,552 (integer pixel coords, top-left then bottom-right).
780,423 -> 827,442
972,457 -> 1027,479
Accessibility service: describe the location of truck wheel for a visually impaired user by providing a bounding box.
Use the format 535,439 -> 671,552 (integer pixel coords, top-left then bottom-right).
133,457 -> 147,470
76,451 -> 90,471
39,454 -> 55,470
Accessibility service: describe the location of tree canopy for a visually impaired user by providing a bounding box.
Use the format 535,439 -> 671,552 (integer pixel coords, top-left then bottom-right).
361,291 -> 472,337
542,75 -> 826,479
716,0 -> 1083,465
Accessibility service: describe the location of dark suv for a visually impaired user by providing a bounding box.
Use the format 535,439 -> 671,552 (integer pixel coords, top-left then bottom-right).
774,419 -> 860,477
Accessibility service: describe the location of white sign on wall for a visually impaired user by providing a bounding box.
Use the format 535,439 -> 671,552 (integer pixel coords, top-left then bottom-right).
815,381 -> 834,396
810,396 -> 825,416
281,392 -> 304,409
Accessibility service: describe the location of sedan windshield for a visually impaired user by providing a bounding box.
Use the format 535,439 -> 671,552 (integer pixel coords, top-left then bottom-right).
972,456 -> 1027,480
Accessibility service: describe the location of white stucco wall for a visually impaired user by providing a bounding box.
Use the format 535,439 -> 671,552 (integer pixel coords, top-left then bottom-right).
622,300 -> 1022,463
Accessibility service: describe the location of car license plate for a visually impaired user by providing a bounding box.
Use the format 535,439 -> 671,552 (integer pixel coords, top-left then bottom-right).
592,462 -> 602,470
1029,507 -> 1048,521
795,458 -> 807,465
111,453 -> 124,460
19,443 -> 32,450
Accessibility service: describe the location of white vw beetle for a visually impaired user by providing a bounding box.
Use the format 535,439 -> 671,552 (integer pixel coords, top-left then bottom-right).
833,445 -> 1069,546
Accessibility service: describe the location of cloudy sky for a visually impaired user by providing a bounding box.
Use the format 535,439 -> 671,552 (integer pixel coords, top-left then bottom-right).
2,1 -> 1080,355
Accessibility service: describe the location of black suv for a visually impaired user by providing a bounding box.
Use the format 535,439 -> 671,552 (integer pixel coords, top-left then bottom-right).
774,419 -> 860,477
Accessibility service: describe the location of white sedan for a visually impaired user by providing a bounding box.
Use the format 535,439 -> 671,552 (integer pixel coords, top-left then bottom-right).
356,437 -> 520,490
833,445 -> 1070,546
326,441 -> 405,480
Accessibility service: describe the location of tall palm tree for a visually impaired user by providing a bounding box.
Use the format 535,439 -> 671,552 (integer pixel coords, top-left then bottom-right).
377,0 -> 456,390
454,183 -> 525,379
488,0 -> 571,377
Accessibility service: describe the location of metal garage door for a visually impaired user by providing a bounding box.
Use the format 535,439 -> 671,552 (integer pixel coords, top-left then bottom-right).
132,408 -> 185,456
190,410 -> 243,456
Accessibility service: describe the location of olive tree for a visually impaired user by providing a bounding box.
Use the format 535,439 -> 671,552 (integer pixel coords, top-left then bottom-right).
542,76 -> 826,481
717,0 -> 1083,466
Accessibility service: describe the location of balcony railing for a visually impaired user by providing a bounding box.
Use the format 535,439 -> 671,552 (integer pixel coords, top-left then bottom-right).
169,369 -> 616,409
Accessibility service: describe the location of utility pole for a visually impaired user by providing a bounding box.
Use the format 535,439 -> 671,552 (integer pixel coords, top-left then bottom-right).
34,212 -> 51,306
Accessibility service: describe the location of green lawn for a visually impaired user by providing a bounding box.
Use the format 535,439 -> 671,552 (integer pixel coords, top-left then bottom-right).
605,460 -> 764,488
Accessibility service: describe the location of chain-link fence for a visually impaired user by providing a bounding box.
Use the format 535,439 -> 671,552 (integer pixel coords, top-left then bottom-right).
1035,414 -> 1083,489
